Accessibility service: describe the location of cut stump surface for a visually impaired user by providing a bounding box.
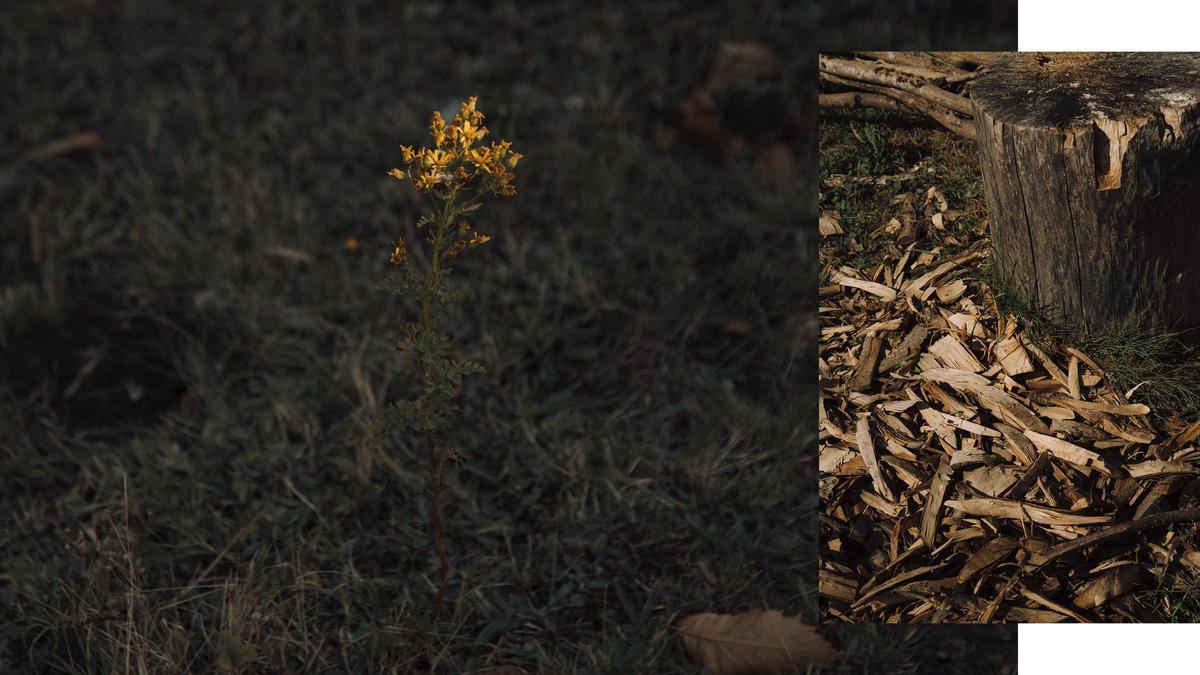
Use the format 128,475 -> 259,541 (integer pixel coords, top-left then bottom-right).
971,53 -> 1200,336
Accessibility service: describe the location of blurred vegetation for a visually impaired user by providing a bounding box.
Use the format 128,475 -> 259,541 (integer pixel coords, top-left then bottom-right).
0,1 -> 809,671
814,0 -> 1016,50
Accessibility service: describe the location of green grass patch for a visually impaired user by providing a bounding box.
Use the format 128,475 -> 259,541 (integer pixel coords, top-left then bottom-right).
0,2 -> 811,672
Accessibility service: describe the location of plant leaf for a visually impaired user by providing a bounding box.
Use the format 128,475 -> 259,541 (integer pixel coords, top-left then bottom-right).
676,609 -> 839,675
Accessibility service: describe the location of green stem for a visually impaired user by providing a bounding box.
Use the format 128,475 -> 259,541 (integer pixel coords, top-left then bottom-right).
420,185 -> 458,624
422,187 -> 459,327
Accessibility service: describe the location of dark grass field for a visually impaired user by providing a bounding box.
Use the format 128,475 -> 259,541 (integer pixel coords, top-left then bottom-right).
1,1 -> 810,672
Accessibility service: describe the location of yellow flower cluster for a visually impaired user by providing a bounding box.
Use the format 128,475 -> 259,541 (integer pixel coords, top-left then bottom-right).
389,239 -> 407,266
388,96 -> 521,198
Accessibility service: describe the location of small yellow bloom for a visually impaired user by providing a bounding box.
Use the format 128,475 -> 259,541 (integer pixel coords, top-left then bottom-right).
468,147 -> 496,174
389,239 -> 406,266
504,151 -> 523,169
468,232 -> 492,247
460,96 -> 482,123
455,119 -> 486,146
399,145 -> 417,164
458,220 -> 471,233
423,148 -> 454,170
430,111 -> 447,148
413,171 -> 441,191
388,168 -> 407,181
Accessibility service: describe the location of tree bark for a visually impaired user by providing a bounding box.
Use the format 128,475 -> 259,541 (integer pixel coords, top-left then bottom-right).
971,53 -> 1200,337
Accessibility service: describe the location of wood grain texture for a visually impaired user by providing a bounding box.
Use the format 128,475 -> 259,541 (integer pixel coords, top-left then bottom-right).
971,53 -> 1200,337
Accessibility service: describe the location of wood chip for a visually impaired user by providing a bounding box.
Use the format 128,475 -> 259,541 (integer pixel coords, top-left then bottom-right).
820,210 -> 844,237
928,334 -> 984,372
962,465 -> 1021,497
935,279 -> 967,303
1073,565 -> 1141,609
847,334 -> 884,391
856,417 -> 894,501
920,368 -> 1049,433
945,498 -> 1113,526
1027,507 -> 1200,567
1052,397 -> 1151,417
878,323 -> 929,373
1020,587 -> 1092,623
921,457 -> 952,548
1125,461 -> 1198,479
1023,429 -> 1115,477
832,272 -> 897,301
993,335 -> 1035,376
946,312 -> 987,338
956,536 -> 1019,583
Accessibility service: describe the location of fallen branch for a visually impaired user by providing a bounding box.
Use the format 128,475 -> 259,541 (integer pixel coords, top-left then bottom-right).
819,92 -> 908,112
819,54 -> 973,116
820,52 -> 982,140
851,51 -> 978,84
820,72 -> 975,140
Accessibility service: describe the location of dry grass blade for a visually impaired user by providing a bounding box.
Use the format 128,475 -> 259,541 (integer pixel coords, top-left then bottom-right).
24,131 -> 105,159
676,610 -> 840,675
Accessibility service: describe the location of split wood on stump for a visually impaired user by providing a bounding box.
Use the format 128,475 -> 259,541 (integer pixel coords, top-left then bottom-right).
971,53 -> 1200,337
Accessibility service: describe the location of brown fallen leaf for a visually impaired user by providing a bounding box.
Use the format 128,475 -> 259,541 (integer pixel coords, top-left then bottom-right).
676,610 -> 839,675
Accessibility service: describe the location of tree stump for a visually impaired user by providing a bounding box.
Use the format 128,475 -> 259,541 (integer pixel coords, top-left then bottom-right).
971,53 -> 1200,337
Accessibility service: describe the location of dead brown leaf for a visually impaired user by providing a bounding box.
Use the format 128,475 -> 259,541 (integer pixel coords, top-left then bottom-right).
676,610 -> 839,675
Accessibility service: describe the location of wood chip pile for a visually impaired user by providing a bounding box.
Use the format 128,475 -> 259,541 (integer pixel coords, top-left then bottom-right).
818,183 -> 1200,623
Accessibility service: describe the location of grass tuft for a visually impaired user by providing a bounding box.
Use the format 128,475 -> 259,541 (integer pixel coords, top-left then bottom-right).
985,256 -> 1200,419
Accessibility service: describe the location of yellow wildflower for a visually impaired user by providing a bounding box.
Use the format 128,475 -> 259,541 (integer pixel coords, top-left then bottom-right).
413,171 -> 441,191
430,110 -> 447,148
504,151 -> 523,169
468,147 -> 496,174
422,148 -> 454,171
389,239 -> 406,266
460,96 -> 483,123
468,232 -> 492,247
387,167 -> 407,181
399,145 -> 417,164
453,119 -> 487,148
